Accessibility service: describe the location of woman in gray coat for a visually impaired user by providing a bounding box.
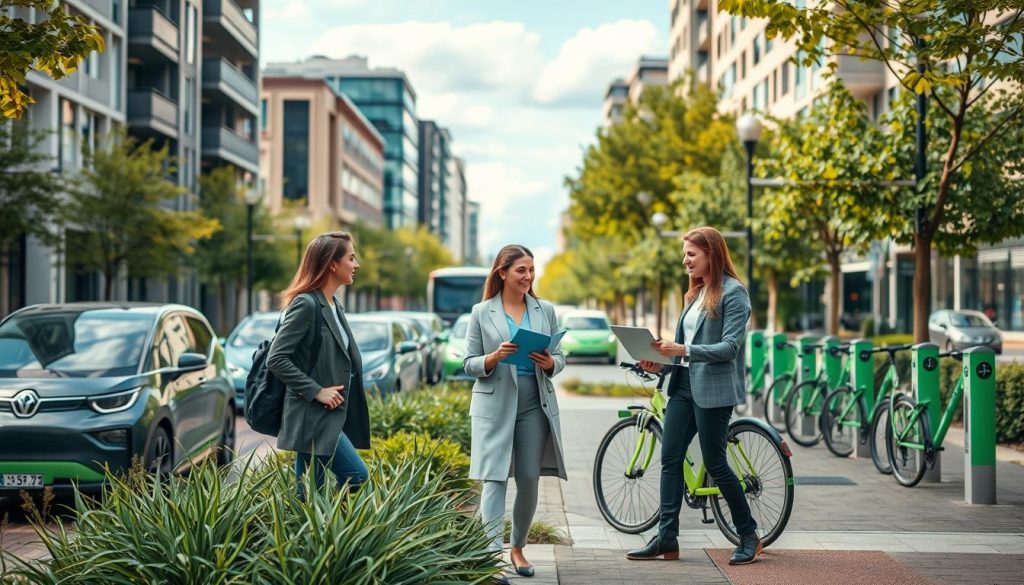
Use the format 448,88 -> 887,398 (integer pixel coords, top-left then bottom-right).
464,245 -> 566,582
267,231 -> 370,494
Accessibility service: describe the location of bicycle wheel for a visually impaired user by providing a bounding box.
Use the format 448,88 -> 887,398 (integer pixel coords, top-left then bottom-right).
762,374 -> 793,433
887,394 -> 929,487
709,421 -> 794,547
869,401 -> 893,475
593,415 -> 663,533
784,380 -> 824,448
821,386 -> 858,458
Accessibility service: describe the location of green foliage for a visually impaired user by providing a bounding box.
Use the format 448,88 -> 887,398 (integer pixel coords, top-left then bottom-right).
503,519 -> 572,546
350,223 -> 455,302
0,123 -> 60,249
368,384 -> 472,453
369,431 -> 472,491
869,334 -> 914,347
560,378 -> 650,398
62,128 -> 219,299
0,0 -> 105,118
1,454 -> 500,584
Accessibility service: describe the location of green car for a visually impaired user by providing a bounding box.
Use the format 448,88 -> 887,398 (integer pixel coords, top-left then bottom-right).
560,310 -> 618,364
441,314 -> 473,381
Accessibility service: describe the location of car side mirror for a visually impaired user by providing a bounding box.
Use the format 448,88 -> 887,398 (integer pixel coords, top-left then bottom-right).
398,341 -> 419,355
938,323 -> 947,330
435,331 -> 449,343
177,352 -> 208,371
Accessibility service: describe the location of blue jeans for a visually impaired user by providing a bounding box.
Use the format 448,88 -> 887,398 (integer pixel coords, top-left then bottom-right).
295,432 -> 369,496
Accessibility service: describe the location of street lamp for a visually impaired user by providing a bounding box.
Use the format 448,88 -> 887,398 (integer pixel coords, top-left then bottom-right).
294,214 -> 311,267
651,211 -> 669,336
736,113 -> 763,323
243,188 -> 260,315
635,191 -> 652,326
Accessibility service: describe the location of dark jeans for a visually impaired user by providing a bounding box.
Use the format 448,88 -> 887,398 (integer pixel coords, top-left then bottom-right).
295,431 -> 369,497
658,370 -> 757,540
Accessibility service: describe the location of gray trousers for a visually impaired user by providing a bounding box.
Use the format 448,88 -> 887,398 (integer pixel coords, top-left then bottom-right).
480,375 -> 550,550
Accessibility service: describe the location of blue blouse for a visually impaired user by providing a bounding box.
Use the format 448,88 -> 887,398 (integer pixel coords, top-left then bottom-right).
505,309 -> 535,376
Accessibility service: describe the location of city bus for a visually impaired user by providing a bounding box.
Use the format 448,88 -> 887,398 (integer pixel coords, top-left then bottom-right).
427,266 -> 489,326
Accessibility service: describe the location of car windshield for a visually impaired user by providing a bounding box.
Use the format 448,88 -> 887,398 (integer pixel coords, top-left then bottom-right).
565,316 -> 610,330
349,322 -> 390,352
950,313 -> 992,328
0,309 -> 154,377
230,316 -> 278,347
451,318 -> 470,339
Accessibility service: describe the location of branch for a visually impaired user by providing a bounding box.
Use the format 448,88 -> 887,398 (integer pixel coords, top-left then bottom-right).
832,0 -> 923,96
949,105 -> 1024,175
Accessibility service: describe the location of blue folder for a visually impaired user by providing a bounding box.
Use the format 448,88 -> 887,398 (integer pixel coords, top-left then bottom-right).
501,328 -> 567,369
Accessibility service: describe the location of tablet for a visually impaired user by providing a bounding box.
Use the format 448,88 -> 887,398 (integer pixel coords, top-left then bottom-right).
610,325 -> 673,364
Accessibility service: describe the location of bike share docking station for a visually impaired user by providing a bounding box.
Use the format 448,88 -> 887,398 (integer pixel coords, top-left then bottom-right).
796,334 -> 820,436
911,343 -> 997,504
769,332 -> 796,426
849,338 -> 876,459
745,330 -> 767,414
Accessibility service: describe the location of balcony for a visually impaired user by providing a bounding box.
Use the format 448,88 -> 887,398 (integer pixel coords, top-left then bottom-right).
79,0 -> 115,24
202,126 -> 258,173
835,54 -> 885,97
127,89 -> 179,139
202,58 -> 259,115
128,7 -> 179,62
203,0 -> 258,59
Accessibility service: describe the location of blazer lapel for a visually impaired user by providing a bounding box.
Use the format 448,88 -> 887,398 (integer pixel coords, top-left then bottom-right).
525,294 -> 542,331
486,295 -> 511,342
319,295 -> 349,360
335,299 -> 360,370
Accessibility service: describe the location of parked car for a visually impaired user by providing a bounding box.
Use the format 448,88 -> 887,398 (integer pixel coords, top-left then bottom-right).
221,311 -> 280,411
559,310 -> 618,364
347,315 -> 422,395
373,311 -> 447,383
928,309 -> 1003,353
0,303 -> 236,494
441,314 -> 473,381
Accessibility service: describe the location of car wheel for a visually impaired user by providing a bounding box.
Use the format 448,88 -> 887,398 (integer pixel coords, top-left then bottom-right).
146,426 -> 173,478
606,354 -> 617,365
215,407 -> 236,466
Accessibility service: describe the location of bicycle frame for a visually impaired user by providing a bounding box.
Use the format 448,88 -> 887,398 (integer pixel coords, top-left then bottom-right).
893,375 -> 964,451
836,358 -> 899,429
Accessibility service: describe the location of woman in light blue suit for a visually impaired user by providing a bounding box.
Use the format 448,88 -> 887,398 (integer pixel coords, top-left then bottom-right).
464,244 -> 567,582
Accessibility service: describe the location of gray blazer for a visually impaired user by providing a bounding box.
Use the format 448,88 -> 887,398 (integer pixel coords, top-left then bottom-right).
463,294 -> 567,481
666,275 -> 751,408
267,290 -> 369,455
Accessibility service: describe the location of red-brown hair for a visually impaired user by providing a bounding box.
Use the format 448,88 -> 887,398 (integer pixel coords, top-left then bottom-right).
683,227 -> 742,319
482,245 -> 537,301
279,231 -> 353,307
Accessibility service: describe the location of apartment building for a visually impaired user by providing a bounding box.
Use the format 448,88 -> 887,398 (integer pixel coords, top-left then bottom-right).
602,56 -> 669,128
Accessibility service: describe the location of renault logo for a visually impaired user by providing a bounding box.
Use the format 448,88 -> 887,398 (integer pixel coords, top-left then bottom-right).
12,389 -> 41,418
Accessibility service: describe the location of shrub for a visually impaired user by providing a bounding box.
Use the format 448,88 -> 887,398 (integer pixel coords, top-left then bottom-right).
561,380 -> 649,397
369,384 -> 472,453
369,431 -> 471,491
502,519 -> 572,545
1,454 -> 500,584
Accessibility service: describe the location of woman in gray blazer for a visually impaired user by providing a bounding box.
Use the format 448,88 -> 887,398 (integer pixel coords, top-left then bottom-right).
267,231 -> 370,495
464,245 -> 566,582
625,227 -> 762,565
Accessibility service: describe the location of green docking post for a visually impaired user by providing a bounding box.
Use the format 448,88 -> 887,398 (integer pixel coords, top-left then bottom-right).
912,343 -> 941,483
963,347 -> 996,505
850,338 -> 874,459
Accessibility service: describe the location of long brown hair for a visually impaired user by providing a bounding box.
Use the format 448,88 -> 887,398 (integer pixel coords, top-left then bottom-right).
280,231 -> 353,306
482,245 -> 537,301
683,227 -> 741,319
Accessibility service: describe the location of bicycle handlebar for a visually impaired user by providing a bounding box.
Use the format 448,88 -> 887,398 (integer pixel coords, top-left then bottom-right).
938,350 -> 964,361
864,343 -> 915,355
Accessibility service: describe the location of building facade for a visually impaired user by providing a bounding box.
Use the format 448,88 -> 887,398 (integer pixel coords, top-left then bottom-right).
259,76 -> 385,228
263,56 -> 419,229
667,0 -> 1024,335
445,155 -> 467,262
602,78 -> 628,128
466,199 -> 481,266
602,56 -> 669,128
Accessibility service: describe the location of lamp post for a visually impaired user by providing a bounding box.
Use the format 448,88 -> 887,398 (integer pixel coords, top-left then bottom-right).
636,191 -> 652,326
243,188 -> 260,315
651,211 -> 669,337
736,113 -> 763,324
294,214 -> 311,268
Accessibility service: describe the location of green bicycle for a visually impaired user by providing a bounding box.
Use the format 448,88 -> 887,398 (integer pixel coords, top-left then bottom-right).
820,344 -> 913,474
887,350 -> 964,487
592,362 -> 795,546
762,340 -> 800,433
782,343 -> 851,448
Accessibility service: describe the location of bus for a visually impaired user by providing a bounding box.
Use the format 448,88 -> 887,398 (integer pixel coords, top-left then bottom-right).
428,266 -> 489,326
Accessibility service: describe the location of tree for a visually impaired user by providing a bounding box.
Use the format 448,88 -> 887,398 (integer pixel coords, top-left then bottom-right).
348,223 -> 454,308
0,122 -> 59,316
1,0 -> 104,118
194,167 -> 289,331
721,0 -> 1024,341
760,82 -> 895,334
63,128 -> 218,300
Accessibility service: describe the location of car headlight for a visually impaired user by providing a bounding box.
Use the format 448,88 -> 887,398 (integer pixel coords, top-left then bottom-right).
227,361 -> 247,378
607,334 -> 616,343
366,362 -> 390,381
88,388 -> 142,414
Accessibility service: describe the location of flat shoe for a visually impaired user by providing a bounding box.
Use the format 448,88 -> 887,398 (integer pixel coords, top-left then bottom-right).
511,560 -> 535,577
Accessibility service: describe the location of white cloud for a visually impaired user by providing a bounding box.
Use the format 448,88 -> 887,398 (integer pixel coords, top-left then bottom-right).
263,0 -> 312,23
462,105 -> 495,128
531,19 -> 663,107
305,21 -> 544,94
466,161 -> 549,252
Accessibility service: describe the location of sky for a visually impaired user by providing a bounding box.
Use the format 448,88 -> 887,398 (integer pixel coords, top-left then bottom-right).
260,0 -> 670,276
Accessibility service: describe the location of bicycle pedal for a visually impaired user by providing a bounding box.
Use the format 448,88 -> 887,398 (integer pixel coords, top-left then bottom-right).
700,508 -> 715,524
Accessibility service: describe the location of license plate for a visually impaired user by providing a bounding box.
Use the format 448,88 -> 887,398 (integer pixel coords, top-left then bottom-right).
1,474 -> 44,487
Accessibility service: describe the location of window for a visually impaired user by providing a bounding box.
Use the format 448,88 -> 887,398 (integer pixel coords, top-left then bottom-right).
80,110 -> 96,163
740,51 -> 746,79
282,100 -> 310,201
772,68 -> 778,103
186,317 -> 213,357
730,16 -> 737,45
782,62 -> 790,95
260,99 -> 267,130
111,39 -> 121,110
186,5 -> 197,64
154,315 -> 192,369
795,52 -> 807,99
753,36 -> 762,65
60,99 -> 77,171
184,78 -> 193,133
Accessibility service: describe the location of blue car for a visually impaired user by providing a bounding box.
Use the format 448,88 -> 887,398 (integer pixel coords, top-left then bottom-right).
0,303 -> 235,494
221,311 -> 280,411
348,315 -> 422,395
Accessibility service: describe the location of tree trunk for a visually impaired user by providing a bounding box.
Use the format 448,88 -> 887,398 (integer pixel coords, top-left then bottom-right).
765,269 -> 779,333
0,245 -> 10,319
218,281 -> 229,334
104,268 -> 115,302
826,251 -> 841,336
913,234 -> 932,343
